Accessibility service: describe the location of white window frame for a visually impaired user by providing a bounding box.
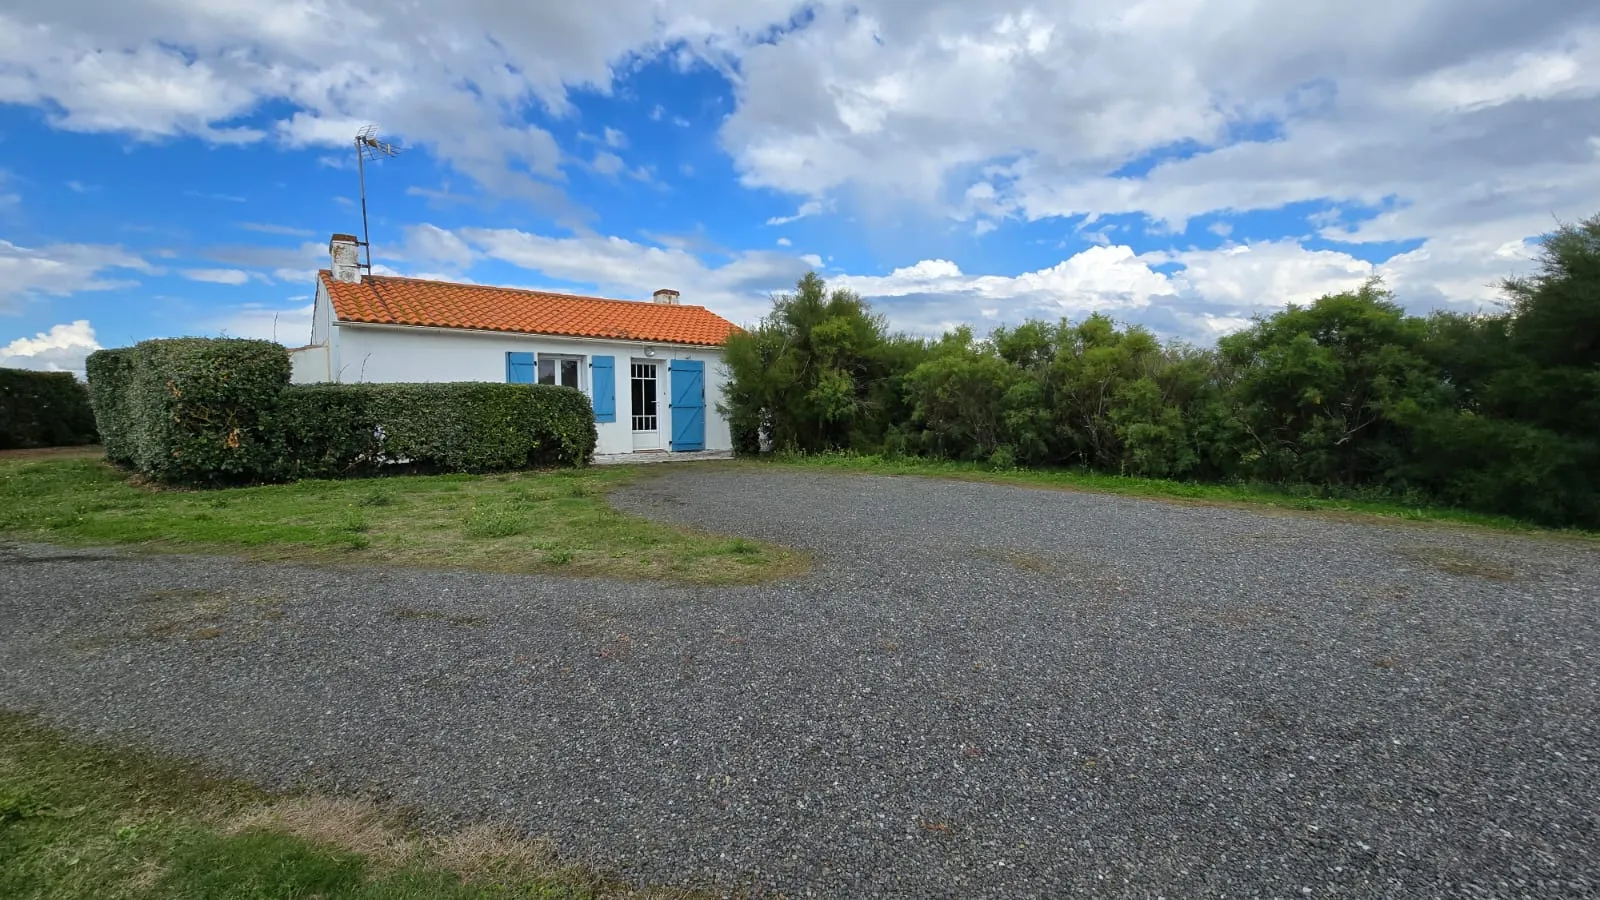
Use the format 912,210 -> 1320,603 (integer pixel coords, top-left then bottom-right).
537,353 -> 586,391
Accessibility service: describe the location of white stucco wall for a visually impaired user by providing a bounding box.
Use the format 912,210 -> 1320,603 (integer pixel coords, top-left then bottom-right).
297,321 -> 731,456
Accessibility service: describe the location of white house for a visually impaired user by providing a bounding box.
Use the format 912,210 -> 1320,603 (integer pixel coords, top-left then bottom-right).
289,234 -> 739,459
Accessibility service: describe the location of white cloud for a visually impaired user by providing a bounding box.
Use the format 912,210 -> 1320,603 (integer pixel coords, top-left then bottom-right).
0,320 -> 101,375
0,240 -> 153,312
766,200 -> 826,226
182,268 -> 251,285
0,0 -> 799,217
457,225 -> 815,325
402,224 -> 475,270
592,151 -> 626,176
776,237 -> 792,246
603,127 -> 628,149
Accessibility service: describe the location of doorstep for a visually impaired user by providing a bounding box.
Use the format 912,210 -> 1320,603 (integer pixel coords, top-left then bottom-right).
591,449 -> 735,466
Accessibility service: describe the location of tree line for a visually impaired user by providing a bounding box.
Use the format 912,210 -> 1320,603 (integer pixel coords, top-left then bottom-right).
721,215 -> 1600,528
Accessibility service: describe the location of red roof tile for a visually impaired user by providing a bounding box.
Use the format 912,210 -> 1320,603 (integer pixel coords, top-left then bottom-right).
321,271 -> 739,347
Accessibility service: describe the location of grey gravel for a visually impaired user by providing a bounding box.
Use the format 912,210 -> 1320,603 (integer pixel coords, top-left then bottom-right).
3,467 -> 1598,898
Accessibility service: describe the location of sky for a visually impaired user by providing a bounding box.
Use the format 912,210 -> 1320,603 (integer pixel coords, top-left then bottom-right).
2,0 -> 1599,375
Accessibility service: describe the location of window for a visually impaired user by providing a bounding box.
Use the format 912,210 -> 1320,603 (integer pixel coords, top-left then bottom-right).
538,355 -> 583,389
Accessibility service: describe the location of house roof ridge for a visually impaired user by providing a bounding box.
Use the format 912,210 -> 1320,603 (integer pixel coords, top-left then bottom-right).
359,272 -> 710,310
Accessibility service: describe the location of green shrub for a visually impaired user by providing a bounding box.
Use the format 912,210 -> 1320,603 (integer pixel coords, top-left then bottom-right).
277,382 -> 596,477
274,383 -> 380,480
0,368 -> 98,450
127,338 -> 291,485
85,349 -> 136,462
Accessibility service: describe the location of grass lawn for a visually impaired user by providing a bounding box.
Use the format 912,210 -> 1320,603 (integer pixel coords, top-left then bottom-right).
0,713 -> 691,899
758,452 -> 1600,541
0,454 -> 805,585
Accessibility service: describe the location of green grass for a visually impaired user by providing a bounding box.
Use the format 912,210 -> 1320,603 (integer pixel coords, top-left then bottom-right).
757,452 -> 1600,541
0,458 -> 807,585
0,713 -> 693,899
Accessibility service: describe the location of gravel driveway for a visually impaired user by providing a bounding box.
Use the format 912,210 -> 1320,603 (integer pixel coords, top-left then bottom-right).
3,467 -> 1597,897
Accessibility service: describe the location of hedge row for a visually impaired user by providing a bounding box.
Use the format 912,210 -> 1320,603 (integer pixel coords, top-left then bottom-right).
0,367 -> 98,450
277,382 -> 599,479
86,338 -> 597,485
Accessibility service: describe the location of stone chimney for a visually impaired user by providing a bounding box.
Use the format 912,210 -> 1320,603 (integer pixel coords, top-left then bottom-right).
329,233 -> 362,283
652,288 -> 680,305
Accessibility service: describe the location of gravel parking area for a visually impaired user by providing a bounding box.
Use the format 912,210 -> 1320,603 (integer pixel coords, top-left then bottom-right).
3,467 -> 1598,897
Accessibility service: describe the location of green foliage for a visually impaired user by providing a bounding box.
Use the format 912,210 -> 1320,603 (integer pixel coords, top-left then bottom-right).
0,367 -> 97,450
276,382 -> 597,478
730,227 -> 1600,529
85,336 -> 598,486
85,348 -> 136,462
720,271 -> 925,453
126,338 -> 292,485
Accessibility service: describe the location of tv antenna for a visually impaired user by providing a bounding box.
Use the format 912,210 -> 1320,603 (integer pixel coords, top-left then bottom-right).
354,125 -> 401,273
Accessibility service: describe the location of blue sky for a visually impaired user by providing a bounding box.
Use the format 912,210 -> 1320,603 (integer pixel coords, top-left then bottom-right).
3,0 -> 1598,374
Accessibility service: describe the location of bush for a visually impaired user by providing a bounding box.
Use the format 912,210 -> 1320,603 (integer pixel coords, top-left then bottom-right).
0,368 -> 98,450
127,338 -> 292,485
84,350 -> 136,462
277,382 -> 597,477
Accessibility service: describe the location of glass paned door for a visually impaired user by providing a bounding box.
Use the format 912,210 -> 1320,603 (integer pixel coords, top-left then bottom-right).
631,362 -> 659,432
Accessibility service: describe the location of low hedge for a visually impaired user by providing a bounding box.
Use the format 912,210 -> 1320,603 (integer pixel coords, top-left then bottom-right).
0,367 -> 98,450
277,382 -> 597,478
85,336 -> 596,484
127,338 -> 292,485
85,349 -> 136,462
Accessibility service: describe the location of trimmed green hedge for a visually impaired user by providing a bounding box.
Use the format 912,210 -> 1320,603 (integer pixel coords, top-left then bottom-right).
278,382 -> 597,478
85,336 -> 596,485
127,338 -> 291,485
0,367 -> 98,450
85,349 -> 137,463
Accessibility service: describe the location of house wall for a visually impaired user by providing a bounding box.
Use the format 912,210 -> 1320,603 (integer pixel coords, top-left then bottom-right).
309,322 -> 731,456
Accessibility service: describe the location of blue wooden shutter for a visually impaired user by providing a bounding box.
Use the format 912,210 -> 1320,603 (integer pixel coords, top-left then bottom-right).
590,356 -> 616,422
506,352 -> 535,384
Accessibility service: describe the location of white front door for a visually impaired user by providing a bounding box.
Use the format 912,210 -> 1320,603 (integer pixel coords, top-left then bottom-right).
630,360 -> 663,451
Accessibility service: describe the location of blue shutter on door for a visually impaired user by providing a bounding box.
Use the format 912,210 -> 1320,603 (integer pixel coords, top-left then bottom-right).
506,352 -> 535,384
668,359 -> 706,451
590,356 -> 616,422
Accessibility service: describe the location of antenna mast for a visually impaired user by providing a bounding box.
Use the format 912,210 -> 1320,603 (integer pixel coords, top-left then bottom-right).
354,125 -> 401,273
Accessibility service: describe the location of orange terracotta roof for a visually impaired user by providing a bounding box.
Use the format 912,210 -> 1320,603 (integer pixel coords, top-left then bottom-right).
319,271 -> 739,347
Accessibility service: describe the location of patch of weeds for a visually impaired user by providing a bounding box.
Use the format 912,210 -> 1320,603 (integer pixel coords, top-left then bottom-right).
544,549 -> 574,566
340,534 -> 372,552
338,510 -> 371,534
1393,545 -> 1517,581
358,489 -> 394,507
463,504 -> 528,539
391,607 -> 488,627
726,538 -> 761,556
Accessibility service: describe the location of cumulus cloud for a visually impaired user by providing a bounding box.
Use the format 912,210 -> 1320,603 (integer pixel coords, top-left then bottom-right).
0,320 -> 101,375
431,223 -> 1429,341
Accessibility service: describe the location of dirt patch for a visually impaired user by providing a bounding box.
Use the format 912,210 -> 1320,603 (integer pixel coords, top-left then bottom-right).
0,445 -> 103,461
1392,545 -> 1518,582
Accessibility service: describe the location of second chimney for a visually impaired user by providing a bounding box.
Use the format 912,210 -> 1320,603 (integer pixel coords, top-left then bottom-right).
329,233 -> 362,283
652,288 -> 680,305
